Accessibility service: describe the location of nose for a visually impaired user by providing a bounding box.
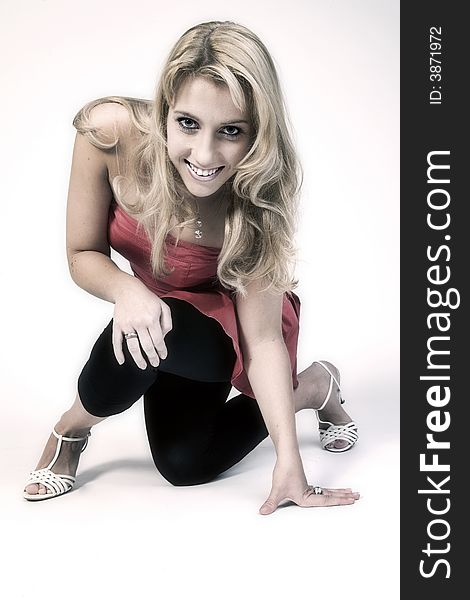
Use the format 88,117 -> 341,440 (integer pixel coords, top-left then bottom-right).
191,131 -> 220,168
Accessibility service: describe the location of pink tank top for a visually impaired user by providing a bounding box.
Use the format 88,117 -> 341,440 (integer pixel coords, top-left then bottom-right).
108,199 -> 301,398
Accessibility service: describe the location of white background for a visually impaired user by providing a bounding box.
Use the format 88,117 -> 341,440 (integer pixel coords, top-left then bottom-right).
1,1 -> 399,598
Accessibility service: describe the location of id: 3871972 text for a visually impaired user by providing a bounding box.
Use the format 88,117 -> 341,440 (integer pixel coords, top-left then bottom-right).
429,26 -> 443,105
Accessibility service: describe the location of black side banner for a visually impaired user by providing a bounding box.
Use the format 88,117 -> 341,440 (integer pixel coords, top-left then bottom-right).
401,1 -> 466,595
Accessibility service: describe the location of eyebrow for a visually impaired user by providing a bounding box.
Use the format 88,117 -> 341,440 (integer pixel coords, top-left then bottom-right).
173,110 -> 249,125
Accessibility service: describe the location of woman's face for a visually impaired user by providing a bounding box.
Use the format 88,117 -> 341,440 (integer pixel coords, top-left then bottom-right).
167,76 -> 253,201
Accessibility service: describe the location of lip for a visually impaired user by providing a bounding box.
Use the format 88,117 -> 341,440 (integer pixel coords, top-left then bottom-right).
184,159 -> 224,182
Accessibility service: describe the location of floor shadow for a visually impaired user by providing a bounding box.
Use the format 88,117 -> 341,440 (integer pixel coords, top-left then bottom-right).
74,457 -> 161,489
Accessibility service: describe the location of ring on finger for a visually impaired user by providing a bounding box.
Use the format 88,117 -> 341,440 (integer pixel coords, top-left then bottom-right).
309,486 -> 323,495
124,332 -> 138,340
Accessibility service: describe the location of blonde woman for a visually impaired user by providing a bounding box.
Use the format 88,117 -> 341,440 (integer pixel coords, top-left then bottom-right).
23,21 -> 359,514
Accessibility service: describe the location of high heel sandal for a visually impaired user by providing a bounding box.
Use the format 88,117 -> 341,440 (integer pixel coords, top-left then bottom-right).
314,361 -> 358,453
23,428 -> 91,501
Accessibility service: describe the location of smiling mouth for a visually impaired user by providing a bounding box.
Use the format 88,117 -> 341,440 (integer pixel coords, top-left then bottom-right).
184,159 -> 224,178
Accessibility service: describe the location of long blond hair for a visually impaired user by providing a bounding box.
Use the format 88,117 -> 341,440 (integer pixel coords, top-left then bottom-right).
73,21 -> 303,298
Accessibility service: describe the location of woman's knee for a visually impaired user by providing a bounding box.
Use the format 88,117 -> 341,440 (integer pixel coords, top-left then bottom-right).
77,319 -> 159,417
151,443 -> 216,486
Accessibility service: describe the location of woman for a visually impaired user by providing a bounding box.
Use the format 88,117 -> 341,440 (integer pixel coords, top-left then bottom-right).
23,21 -> 359,514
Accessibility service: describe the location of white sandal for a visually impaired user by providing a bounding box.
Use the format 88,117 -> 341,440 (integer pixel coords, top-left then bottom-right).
23,428 -> 91,501
314,361 -> 358,453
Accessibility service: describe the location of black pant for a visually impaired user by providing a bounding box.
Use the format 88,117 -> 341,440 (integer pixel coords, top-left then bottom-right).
77,298 -> 269,486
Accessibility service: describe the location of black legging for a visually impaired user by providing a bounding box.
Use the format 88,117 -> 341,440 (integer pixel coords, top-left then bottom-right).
77,298 -> 269,486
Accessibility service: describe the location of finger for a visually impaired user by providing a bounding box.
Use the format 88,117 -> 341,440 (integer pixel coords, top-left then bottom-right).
322,488 -> 352,494
302,487 -> 359,503
112,324 -> 125,365
125,335 -> 147,370
302,494 -> 357,508
318,490 -> 360,501
321,488 -> 359,499
259,495 -> 280,516
147,323 -> 168,361
328,492 -> 360,501
323,495 -> 357,506
312,487 -> 360,500
136,328 -> 161,368
159,302 -> 173,337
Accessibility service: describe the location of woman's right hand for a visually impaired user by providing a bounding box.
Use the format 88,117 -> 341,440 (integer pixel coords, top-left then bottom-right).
112,277 -> 173,369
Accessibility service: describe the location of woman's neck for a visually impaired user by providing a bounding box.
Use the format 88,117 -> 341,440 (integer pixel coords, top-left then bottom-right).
182,186 -> 230,220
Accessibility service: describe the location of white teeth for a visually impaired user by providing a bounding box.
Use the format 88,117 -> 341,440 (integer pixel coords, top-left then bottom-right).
187,161 -> 220,177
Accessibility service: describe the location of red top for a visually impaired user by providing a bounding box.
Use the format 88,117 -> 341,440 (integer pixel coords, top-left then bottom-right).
108,199 -> 301,398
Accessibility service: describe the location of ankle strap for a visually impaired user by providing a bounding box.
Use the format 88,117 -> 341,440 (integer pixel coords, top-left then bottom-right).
52,428 -> 91,442
315,361 -> 341,390
315,361 -> 342,411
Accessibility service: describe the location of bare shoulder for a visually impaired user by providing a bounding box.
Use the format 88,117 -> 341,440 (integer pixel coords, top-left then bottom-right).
72,96 -> 152,183
90,101 -> 132,138
73,98 -> 133,150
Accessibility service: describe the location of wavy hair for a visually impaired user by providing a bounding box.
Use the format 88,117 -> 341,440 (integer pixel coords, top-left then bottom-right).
72,21 -> 303,298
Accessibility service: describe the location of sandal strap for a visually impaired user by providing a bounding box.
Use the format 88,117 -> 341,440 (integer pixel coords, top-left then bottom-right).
47,429 -> 90,470
314,361 -> 343,410
25,468 -> 76,495
42,429 -> 90,471
23,429 -> 91,499
319,422 -> 359,448
52,429 -> 91,443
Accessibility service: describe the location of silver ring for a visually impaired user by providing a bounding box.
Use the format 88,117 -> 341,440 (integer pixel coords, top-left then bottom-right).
312,486 -> 323,495
124,332 -> 138,340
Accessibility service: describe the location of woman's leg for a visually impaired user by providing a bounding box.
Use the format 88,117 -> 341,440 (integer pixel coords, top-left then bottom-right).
143,360 -> 353,486
76,297 -> 238,417
24,297 -> 239,496
25,296 -> 348,496
142,307 -> 354,484
24,392 -> 108,496
143,372 -> 269,486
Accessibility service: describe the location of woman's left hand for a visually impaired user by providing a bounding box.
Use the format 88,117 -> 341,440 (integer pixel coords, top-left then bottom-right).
259,459 -> 360,515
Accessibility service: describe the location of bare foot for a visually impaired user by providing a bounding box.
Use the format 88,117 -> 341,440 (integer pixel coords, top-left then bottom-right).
24,423 -> 90,497
301,361 -> 354,450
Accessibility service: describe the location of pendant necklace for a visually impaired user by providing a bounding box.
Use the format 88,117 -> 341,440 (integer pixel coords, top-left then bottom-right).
192,189 -> 228,240
194,210 -> 203,239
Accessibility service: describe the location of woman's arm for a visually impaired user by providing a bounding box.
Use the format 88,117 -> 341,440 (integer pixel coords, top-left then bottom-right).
66,103 -> 141,302
66,103 -> 137,303
236,281 -> 360,513
66,103 -> 172,369
235,281 -> 301,462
